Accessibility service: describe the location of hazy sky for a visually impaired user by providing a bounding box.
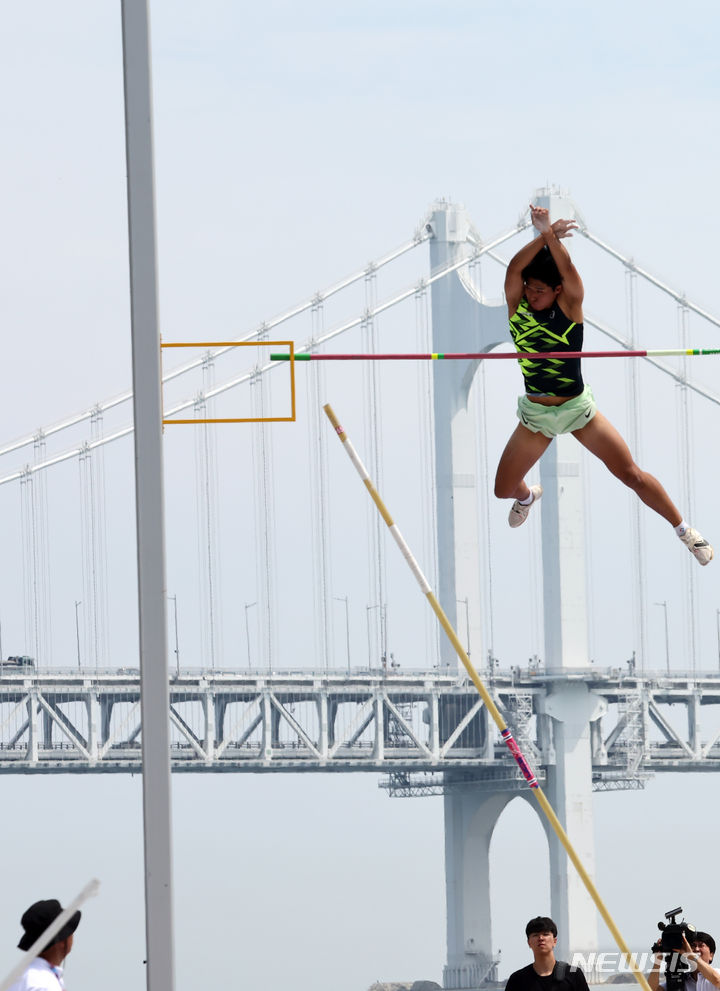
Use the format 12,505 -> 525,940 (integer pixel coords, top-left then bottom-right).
1,3 -> 720,991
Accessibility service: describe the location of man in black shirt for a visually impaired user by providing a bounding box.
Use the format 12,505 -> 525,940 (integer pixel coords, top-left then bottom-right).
505,917 -> 590,991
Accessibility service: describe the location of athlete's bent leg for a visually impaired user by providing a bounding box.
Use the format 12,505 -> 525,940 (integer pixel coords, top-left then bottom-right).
495,424 -> 552,501
571,411 -> 681,525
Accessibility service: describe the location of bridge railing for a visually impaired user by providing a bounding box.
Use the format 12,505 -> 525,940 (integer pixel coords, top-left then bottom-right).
2,668 -> 720,779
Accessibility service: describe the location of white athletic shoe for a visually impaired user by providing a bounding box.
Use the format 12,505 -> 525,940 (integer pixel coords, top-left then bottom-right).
508,485 -> 542,529
678,526 -> 714,566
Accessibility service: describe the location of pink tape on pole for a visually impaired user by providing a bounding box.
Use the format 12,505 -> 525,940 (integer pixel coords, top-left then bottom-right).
501,727 -> 538,788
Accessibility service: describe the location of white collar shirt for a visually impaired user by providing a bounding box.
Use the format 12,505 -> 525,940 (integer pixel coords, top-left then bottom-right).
695,971 -> 720,991
6,957 -> 65,991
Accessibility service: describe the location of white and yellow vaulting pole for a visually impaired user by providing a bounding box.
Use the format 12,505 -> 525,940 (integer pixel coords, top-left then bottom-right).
323,402 -> 650,991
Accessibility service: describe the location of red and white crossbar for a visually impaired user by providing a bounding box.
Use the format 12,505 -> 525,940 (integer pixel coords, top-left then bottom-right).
271,348 -> 720,362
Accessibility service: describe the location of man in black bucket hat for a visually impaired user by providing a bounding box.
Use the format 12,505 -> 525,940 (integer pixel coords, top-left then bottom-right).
8,899 -> 81,990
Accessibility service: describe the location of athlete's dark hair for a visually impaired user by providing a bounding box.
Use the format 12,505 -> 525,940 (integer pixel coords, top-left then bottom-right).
522,247 -> 562,288
526,916 -> 558,938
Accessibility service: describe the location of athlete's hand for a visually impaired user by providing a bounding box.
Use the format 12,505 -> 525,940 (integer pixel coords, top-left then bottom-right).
529,204 -> 552,234
551,219 -> 578,240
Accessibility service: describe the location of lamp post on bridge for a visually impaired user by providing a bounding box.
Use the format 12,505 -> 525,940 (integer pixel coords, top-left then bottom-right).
654,601 -> 670,674
333,596 -> 351,671
456,597 -> 470,657
244,602 -> 256,669
74,600 -> 82,670
168,595 -> 179,677
366,603 -> 387,670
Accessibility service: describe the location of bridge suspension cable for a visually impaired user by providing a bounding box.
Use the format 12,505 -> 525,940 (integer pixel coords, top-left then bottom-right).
250,348 -> 278,671
414,282 -> 440,666
307,296 -> 333,667
20,435 -> 53,665
624,266 -> 648,669
581,229 -> 720,328
193,356 -> 221,668
676,301 -> 698,674
362,263 -> 388,667
78,409 -> 110,669
0,234 -> 431,461
0,226 -> 530,488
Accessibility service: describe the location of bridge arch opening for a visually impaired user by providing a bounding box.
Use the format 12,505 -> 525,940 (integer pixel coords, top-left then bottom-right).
489,793 -> 551,978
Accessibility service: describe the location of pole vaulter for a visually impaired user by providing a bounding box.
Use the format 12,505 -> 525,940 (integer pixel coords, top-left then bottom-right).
323,401 -> 652,991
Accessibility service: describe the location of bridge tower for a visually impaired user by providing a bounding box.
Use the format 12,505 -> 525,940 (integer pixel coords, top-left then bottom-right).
428,191 -> 599,988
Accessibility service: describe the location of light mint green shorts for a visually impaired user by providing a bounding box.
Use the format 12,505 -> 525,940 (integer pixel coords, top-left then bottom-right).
517,385 -> 597,439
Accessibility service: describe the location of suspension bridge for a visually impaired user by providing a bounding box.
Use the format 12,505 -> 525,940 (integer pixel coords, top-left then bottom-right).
2,188 -> 720,990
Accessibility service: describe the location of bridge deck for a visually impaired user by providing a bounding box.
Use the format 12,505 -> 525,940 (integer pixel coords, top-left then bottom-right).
2,666 -> 719,781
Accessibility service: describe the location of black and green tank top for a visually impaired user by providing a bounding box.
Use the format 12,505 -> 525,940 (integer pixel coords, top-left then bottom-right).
509,297 -> 584,397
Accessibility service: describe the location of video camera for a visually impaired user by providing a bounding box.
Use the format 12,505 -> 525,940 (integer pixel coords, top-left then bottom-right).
655,908 -> 697,991
657,906 -> 697,952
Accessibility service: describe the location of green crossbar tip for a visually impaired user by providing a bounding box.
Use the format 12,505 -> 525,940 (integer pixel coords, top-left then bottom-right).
270,353 -> 309,360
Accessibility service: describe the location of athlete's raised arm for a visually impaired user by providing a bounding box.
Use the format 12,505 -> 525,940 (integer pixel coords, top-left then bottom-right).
504,208 -> 579,316
529,205 -> 584,316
